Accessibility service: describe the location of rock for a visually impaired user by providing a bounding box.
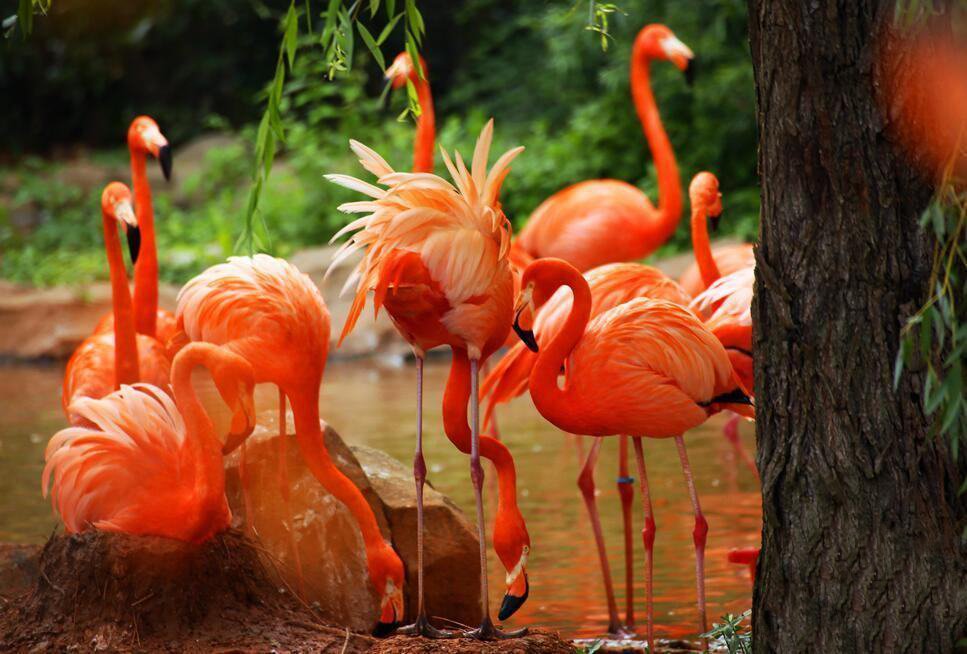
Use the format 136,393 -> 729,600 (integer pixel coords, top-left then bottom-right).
223,412 -> 481,632
0,280 -> 179,360
224,412 -> 392,632
290,246 -> 410,361
0,542 -> 41,597
369,628 -> 575,653
352,444 -> 482,629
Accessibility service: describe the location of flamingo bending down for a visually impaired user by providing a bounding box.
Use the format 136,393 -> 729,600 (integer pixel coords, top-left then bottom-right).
480,262 -> 691,634
512,24 -> 692,273
328,120 -> 530,639
386,52 -> 435,173
513,258 -> 752,651
173,254 -> 404,633
62,183 -> 170,425
44,342 -> 256,544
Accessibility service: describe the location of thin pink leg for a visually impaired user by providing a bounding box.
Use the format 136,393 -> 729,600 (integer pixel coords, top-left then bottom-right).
277,390 -> 303,594
631,437 -> 656,654
617,435 -> 635,631
238,437 -> 254,536
675,435 -> 708,645
576,437 -> 622,635
722,412 -> 759,480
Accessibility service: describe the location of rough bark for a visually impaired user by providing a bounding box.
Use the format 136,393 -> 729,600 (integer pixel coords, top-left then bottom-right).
748,2 -> 967,652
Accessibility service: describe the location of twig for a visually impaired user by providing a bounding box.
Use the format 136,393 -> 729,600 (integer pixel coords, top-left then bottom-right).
339,626 -> 351,654
130,592 -> 155,607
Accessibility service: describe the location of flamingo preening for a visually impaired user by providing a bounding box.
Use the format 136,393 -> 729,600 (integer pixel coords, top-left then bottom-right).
386,52 -> 435,174
328,120 -> 530,639
94,116 -> 177,343
62,183 -> 170,425
45,342 -> 256,544
512,257 -> 753,652
512,24 -> 692,273
172,254 -> 405,633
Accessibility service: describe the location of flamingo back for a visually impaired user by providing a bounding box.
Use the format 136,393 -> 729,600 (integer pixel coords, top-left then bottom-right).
44,384 -> 230,543
680,243 -> 755,297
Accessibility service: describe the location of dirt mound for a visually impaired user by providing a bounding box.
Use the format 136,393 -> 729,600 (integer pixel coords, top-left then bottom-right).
0,529 -> 375,653
368,629 -> 574,654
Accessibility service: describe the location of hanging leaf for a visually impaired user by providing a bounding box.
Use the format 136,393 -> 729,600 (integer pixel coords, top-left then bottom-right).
357,21 -> 385,70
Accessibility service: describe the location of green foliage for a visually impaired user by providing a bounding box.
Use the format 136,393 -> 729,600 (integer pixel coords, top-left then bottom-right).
702,610 -> 753,654
3,0 -> 49,39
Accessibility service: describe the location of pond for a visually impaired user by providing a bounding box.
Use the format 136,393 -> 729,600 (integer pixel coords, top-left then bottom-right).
0,357 -> 760,642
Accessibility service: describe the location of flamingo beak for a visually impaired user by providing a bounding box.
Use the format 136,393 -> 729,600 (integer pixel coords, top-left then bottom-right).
373,580 -> 403,637
513,309 -> 539,353
223,390 -> 256,455
660,35 -> 695,84
498,571 -> 529,620
115,200 -> 140,264
684,57 -> 696,86
142,125 -> 172,180
159,144 -> 172,181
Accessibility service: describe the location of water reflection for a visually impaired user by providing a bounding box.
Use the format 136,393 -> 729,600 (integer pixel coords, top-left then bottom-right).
0,357 -> 760,640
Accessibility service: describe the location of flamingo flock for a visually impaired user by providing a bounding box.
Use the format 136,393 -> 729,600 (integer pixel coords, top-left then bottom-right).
40,20 -> 761,647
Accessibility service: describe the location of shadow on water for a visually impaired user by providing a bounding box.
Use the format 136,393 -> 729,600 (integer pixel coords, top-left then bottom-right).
0,358 -> 760,641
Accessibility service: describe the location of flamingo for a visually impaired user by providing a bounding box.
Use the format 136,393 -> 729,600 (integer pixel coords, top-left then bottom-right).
44,341 -> 256,544
512,24 -> 693,273
480,262 -> 691,635
678,171 -> 754,297
512,257 -> 752,651
386,52 -> 435,173
94,116 -> 176,343
172,254 -> 405,633
62,183 -> 170,425
327,120 -> 530,639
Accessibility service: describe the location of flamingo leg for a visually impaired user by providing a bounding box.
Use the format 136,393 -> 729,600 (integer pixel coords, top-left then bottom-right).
616,435 -> 635,632
722,413 -> 759,479
277,389 -> 304,595
400,357 -> 453,638
576,437 -> 623,635
238,437 -> 254,536
465,358 -> 525,640
631,437 -> 656,654
675,435 -> 708,645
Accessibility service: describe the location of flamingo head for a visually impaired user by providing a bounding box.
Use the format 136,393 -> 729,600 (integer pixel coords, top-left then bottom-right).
101,182 -> 140,264
128,115 -> 172,181
636,24 -> 695,83
513,258 -> 579,352
209,356 -> 256,449
493,506 -> 531,620
689,171 -> 723,231
369,540 -> 405,636
385,51 -> 426,89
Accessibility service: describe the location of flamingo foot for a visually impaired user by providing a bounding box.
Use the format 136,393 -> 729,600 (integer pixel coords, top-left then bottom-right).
463,616 -> 528,640
398,613 -> 458,639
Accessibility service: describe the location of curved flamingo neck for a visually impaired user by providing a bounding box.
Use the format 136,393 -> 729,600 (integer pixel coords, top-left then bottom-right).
528,262 -> 593,435
129,148 -> 158,337
170,344 -> 229,498
288,385 -> 387,553
413,77 -> 435,173
630,45 -> 683,246
690,200 -> 721,287
102,209 -> 139,386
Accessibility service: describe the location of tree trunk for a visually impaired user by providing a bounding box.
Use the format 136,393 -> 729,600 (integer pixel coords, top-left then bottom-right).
747,2 -> 967,652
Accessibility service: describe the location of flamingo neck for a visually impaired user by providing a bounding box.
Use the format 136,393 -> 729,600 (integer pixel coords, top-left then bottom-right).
102,210 -> 139,386
630,47 -> 683,245
171,344 -> 228,501
129,148 -> 158,337
529,263 -> 593,435
288,386 -> 387,553
413,78 -> 435,173
690,201 -> 721,287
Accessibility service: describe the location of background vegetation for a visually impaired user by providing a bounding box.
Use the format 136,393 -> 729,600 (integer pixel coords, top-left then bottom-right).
0,0 -> 757,286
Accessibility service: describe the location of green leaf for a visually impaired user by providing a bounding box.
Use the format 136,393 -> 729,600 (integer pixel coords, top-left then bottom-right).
369,0 -> 380,18
405,77 -> 422,117
920,311 -> 934,360
377,12 -> 403,45
356,20 -> 385,70
405,34 -> 422,81
893,336 -> 910,390
386,0 -> 395,17
283,2 -> 299,69
17,0 -> 32,39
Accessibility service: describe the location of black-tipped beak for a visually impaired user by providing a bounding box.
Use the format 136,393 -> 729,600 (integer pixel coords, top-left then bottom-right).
158,144 -> 172,181
498,576 -> 529,621
709,213 -> 721,233
513,314 -> 539,353
372,620 -> 400,638
684,58 -> 696,86
126,224 -> 141,265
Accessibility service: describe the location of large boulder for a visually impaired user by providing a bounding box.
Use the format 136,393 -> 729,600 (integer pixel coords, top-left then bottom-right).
223,411 -> 480,632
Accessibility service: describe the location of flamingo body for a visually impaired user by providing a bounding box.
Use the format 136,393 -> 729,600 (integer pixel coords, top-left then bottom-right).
679,243 -> 754,297
689,266 -> 754,391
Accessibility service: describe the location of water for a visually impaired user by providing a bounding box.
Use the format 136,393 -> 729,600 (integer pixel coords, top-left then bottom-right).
0,357 -> 760,642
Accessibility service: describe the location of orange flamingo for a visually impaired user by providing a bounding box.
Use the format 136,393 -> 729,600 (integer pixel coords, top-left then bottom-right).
481,262 -> 691,636
512,24 -> 692,273
94,116 -> 176,343
328,120 -> 530,639
678,171 -> 754,297
386,52 -> 435,173
44,341 -> 256,544
173,254 -> 404,633
62,183 -> 170,425
513,257 -> 752,651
